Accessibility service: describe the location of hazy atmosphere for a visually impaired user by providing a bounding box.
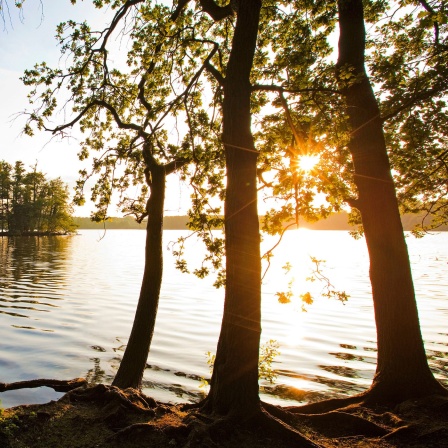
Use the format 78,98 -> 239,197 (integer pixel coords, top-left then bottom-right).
1,1 -> 447,448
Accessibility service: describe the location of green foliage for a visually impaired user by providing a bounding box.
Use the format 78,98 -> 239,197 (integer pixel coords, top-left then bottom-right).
0,160 -> 76,235
204,339 -> 280,386
367,0 -> 448,232
253,2 -> 354,239
0,412 -> 19,438
258,339 -> 281,384
22,0 -> 229,275
205,350 -> 216,375
19,0 -> 448,333
255,0 -> 447,238
17,0 -> 351,284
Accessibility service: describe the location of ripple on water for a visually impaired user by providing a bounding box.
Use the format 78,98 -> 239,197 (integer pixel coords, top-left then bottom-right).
0,230 -> 447,407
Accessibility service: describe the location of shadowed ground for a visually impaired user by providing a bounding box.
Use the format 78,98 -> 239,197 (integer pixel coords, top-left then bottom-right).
1,383 -> 447,448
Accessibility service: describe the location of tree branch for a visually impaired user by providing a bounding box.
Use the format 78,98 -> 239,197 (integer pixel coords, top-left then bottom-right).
49,99 -> 146,137
0,377 -> 87,393
345,197 -> 361,209
400,149 -> 448,198
137,41 -> 164,114
204,59 -> 225,86
151,39 -> 221,129
199,0 -> 233,21
142,140 -> 189,175
381,84 -> 447,122
165,157 -> 190,175
417,0 -> 440,45
257,168 -> 273,189
252,84 -> 340,95
100,0 -> 144,52
278,92 -> 307,153
171,0 -> 191,22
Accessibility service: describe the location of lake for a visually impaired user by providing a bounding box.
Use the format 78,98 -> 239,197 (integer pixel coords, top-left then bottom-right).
0,229 -> 447,408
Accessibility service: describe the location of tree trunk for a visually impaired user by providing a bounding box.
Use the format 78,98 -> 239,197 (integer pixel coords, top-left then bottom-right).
337,0 -> 445,402
112,163 -> 166,389
206,0 -> 262,416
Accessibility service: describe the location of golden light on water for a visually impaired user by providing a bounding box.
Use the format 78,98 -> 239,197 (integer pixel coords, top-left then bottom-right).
282,302 -> 307,341
262,230 -> 313,344
298,155 -> 320,172
262,228 -> 355,346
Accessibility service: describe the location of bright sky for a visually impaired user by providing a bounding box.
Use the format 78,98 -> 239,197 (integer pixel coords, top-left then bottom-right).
0,0 -> 189,217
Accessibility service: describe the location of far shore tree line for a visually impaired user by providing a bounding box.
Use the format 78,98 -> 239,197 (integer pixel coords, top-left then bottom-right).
2,0 -> 447,444
73,212 -> 448,231
0,160 -> 76,235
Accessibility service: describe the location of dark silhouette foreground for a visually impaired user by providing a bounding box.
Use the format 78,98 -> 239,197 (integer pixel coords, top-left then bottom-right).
1,382 -> 447,448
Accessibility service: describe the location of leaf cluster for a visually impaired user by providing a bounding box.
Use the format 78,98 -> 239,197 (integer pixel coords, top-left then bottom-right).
0,160 -> 75,234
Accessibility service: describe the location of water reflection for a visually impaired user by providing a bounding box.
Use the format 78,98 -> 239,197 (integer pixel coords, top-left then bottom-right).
0,237 -> 72,313
427,349 -> 448,385
86,358 -> 107,385
0,236 -> 80,380
319,365 -> 361,379
263,373 -> 366,403
0,230 -> 446,408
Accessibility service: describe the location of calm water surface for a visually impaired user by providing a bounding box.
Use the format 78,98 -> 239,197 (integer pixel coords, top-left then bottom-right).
0,229 -> 447,408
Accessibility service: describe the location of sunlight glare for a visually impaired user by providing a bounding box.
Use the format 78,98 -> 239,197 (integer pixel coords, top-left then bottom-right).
298,155 -> 320,172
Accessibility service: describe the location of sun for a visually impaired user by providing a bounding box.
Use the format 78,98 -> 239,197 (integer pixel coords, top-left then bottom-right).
298,155 -> 320,172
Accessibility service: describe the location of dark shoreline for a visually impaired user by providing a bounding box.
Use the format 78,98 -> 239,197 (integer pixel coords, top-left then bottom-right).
0,231 -> 76,237
72,213 -> 448,232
